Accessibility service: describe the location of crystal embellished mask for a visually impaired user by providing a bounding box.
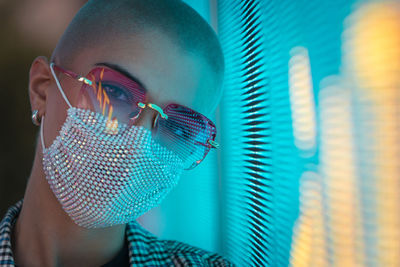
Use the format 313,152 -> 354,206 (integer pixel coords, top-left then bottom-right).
40,64 -> 184,228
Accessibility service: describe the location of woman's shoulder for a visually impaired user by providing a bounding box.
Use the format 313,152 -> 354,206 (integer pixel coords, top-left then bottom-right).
126,221 -> 234,266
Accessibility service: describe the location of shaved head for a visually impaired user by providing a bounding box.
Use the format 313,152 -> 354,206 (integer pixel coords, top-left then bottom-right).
52,0 -> 224,90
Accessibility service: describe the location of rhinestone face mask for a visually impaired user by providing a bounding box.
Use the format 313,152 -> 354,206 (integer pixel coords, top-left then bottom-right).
41,66 -> 184,229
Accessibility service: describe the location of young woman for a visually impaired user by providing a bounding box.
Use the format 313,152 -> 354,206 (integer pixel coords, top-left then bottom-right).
0,0 -> 231,266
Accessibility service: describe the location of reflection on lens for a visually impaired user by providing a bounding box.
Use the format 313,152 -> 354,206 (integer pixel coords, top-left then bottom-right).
78,67 -> 146,126
151,104 -> 216,169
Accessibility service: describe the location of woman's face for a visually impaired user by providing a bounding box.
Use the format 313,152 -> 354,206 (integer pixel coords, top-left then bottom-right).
40,29 -> 220,149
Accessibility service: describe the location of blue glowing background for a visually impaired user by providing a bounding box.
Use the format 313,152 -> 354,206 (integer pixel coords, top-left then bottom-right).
141,0 -> 400,266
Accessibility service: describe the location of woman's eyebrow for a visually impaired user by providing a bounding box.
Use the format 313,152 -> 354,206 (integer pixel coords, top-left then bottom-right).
94,62 -> 147,91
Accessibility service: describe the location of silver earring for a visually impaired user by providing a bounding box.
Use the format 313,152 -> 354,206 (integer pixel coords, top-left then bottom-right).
32,110 -> 41,126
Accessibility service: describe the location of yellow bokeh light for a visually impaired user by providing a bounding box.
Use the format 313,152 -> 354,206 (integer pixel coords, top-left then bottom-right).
344,1 -> 400,92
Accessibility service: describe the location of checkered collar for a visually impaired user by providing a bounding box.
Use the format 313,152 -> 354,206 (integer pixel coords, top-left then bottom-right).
0,200 -> 21,266
0,200 -> 232,267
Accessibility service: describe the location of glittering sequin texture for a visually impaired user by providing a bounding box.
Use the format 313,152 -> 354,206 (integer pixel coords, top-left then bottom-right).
42,108 -> 184,228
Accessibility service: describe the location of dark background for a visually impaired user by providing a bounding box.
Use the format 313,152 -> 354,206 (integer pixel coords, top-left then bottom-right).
0,0 -> 86,216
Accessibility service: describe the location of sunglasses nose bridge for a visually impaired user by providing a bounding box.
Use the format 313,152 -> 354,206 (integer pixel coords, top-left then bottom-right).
134,104 -> 159,132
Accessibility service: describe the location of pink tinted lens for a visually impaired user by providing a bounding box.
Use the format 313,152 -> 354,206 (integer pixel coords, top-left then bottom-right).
78,67 -> 146,125
153,104 -> 217,169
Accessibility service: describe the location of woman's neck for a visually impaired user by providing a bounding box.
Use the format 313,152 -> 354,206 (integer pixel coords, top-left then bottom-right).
12,147 -> 126,267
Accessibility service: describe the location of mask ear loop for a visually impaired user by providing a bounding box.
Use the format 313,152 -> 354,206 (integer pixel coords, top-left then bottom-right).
41,63 -> 74,151
40,115 -> 46,151
49,63 -> 73,109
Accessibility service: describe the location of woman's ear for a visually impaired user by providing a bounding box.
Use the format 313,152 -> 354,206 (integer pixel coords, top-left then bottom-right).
29,56 -> 52,118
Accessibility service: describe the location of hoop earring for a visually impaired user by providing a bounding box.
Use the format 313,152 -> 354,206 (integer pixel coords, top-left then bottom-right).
32,110 -> 42,126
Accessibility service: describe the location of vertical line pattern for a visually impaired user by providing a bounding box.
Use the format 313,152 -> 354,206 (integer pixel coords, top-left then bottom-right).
218,1 -> 274,266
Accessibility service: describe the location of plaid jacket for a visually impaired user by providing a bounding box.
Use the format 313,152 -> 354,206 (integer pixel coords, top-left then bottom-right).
0,201 -> 233,266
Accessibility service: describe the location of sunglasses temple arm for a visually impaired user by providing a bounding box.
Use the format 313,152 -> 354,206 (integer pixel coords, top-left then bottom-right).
52,64 -> 93,86
195,140 -> 219,148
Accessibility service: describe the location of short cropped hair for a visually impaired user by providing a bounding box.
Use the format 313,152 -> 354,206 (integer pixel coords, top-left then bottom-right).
52,0 -> 224,85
